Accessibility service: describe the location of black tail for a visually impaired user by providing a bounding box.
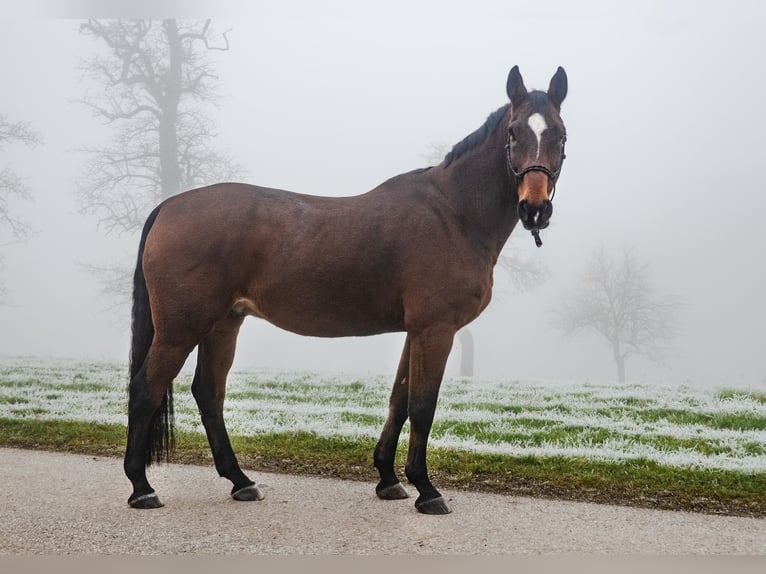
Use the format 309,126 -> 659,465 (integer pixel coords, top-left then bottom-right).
129,203 -> 174,466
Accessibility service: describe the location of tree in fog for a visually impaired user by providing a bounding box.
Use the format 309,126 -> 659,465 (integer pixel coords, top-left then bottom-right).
424,143 -> 550,376
75,20 -> 242,301
554,246 -> 681,383
77,19 -> 241,234
0,114 -> 41,301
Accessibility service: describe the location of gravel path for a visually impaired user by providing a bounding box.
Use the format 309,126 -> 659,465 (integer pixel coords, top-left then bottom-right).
1,447 -> 764,554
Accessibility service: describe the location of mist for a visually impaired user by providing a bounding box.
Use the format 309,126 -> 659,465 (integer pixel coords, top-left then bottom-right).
1,1 -> 764,390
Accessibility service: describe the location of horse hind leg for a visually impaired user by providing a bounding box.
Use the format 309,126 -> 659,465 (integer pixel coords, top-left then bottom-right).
192,314 -> 264,502
373,335 -> 411,500
125,340 -> 195,508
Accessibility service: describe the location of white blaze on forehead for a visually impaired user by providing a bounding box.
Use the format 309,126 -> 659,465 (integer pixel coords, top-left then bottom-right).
527,112 -> 548,159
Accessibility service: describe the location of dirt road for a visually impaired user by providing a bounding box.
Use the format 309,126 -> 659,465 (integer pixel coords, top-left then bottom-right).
1,448 -> 764,554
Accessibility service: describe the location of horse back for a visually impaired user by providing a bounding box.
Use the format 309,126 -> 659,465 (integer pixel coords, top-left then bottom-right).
142,179 -> 493,338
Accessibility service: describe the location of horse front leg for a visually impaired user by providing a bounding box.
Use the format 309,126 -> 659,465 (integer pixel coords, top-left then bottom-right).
374,335 -> 411,500
405,324 -> 456,515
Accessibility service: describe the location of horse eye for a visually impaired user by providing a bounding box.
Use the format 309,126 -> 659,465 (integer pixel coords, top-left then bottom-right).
507,127 -> 516,140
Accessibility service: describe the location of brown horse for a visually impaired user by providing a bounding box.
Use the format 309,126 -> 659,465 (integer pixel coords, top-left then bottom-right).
125,65 -> 568,514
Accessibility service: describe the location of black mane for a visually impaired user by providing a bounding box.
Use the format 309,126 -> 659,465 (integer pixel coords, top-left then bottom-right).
443,92 -> 551,166
444,104 -> 509,166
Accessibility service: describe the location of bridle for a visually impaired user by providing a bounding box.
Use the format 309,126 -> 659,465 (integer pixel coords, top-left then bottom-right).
505,129 -> 567,247
505,133 -> 566,201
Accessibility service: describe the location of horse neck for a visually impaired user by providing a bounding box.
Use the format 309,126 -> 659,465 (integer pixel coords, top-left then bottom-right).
436,124 -> 519,260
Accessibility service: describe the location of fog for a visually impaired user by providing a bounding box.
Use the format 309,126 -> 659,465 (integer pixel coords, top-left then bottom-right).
1,1 -> 764,389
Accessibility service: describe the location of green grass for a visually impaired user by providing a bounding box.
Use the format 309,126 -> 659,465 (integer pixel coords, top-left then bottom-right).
718,389 -> 766,405
0,396 -> 29,405
2,358 -> 766,517
637,408 -> 766,431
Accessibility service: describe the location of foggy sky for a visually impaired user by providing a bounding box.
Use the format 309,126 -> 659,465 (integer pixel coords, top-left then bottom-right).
1,1 -> 765,389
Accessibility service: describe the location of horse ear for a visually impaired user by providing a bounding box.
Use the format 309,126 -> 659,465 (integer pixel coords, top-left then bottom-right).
548,66 -> 568,109
506,65 -> 528,107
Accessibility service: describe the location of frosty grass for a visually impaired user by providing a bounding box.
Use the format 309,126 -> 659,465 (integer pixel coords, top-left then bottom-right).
1,356 -> 765,473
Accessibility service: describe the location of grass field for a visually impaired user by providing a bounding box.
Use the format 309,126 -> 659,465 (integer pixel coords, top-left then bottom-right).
1,356 -> 765,516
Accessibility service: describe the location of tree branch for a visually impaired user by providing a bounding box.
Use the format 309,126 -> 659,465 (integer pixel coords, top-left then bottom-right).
179,20 -> 231,51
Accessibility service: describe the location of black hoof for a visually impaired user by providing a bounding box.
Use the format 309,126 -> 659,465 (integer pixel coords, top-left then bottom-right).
232,483 -> 265,501
376,481 -> 410,500
415,495 -> 451,515
128,491 -> 163,509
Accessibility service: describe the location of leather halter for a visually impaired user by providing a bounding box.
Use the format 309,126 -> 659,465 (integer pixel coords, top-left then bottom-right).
505,133 -> 566,201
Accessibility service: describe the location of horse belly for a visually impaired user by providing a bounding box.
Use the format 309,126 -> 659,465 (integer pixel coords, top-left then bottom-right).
240,274 -> 406,338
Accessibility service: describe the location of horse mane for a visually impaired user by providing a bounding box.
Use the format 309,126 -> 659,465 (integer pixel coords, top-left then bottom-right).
442,92 -> 551,166
443,104 -> 509,166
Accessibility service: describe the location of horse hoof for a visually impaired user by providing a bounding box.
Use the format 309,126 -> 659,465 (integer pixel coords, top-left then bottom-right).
415,495 -> 451,515
232,483 -> 265,501
128,491 -> 163,509
376,482 -> 410,500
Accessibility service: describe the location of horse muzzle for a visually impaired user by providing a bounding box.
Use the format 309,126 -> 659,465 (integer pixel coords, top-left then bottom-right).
517,199 -> 553,230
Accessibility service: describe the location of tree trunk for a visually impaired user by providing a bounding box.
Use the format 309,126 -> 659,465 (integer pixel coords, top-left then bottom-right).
612,341 -> 626,383
458,329 -> 474,377
158,19 -> 182,199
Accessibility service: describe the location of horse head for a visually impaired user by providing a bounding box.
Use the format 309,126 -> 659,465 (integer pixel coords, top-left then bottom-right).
505,66 -> 568,237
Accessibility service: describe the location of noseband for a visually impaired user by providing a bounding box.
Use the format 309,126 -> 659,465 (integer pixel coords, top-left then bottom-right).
505,134 -> 566,201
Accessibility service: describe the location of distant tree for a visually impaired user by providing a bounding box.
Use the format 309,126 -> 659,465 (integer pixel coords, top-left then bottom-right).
0,115 -> 40,241
423,143 -> 550,376
77,19 -> 240,233
0,114 -> 41,301
554,246 -> 682,383
76,19 -> 242,301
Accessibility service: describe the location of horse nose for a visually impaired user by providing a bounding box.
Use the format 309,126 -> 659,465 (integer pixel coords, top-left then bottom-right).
517,199 -> 553,229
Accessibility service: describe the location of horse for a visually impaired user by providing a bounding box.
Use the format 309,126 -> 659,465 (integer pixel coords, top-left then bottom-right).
124,65 -> 568,515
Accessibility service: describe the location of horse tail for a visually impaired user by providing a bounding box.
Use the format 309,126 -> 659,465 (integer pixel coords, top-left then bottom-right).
129,203 -> 173,465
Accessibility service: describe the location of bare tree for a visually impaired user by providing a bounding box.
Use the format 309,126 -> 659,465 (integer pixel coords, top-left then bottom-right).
1,115 -> 40,241
0,114 -> 41,301
76,19 -> 242,235
496,250 -> 550,293
75,19 -> 243,303
423,143 -> 550,376
554,246 -> 682,383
